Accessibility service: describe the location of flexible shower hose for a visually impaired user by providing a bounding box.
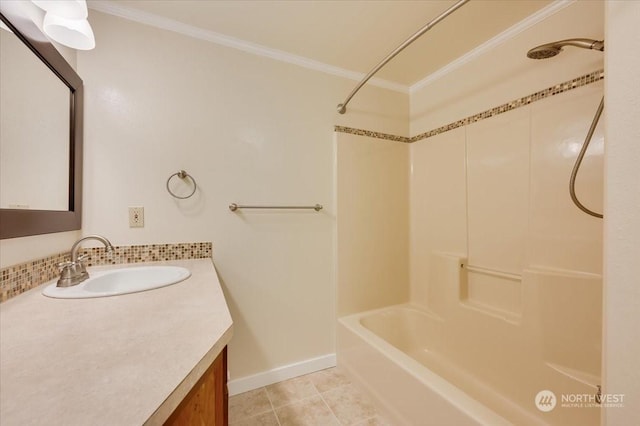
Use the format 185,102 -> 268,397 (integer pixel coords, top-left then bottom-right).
569,96 -> 604,218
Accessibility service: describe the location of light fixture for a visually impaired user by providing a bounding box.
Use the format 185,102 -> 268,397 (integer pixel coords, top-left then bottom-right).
31,0 -> 88,20
30,1 -> 95,50
42,11 -> 95,50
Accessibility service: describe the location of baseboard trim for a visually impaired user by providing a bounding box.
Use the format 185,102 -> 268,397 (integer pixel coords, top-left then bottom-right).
227,353 -> 336,396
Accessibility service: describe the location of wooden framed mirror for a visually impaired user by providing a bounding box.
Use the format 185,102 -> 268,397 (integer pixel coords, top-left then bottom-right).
0,7 -> 83,239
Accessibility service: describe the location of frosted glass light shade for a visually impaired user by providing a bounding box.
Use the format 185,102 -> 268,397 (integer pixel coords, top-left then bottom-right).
43,12 -> 95,50
32,0 -> 88,19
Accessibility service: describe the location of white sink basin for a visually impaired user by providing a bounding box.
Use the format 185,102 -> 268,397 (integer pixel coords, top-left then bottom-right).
42,266 -> 191,299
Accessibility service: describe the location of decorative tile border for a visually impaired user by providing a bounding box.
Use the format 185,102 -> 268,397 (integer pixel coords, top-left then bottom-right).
335,69 -> 604,144
333,126 -> 411,143
409,69 -> 604,142
0,252 -> 70,303
81,242 -> 212,267
0,242 -> 212,303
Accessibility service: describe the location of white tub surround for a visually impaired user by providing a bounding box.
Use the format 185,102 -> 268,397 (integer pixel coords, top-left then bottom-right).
339,305 -> 512,426
0,258 -> 233,425
338,255 -> 601,426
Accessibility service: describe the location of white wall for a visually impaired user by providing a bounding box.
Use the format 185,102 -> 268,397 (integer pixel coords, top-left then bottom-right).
76,11 -> 408,381
603,1 -> 640,424
409,127 -> 467,307
0,231 -> 80,268
336,134 -> 409,316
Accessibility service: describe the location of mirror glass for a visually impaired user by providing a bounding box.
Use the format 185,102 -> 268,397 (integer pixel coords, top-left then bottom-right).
0,25 -> 70,211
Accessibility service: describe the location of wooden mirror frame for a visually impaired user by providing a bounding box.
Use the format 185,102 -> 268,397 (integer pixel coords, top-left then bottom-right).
0,10 -> 83,239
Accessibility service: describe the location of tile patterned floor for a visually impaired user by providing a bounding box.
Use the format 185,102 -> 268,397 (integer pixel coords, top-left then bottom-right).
229,367 -> 390,425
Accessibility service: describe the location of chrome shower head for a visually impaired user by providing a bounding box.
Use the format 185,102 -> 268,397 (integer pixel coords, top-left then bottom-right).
527,38 -> 604,60
527,45 -> 562,59
527,44 -> 562,59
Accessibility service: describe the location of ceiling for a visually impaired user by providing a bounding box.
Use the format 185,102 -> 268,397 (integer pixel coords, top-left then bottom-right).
95,0 -> 553,87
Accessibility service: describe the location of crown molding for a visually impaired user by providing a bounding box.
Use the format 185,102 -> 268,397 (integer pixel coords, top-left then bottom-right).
88,1 -> 577,98
88,0 -> 409,94
410,0 -> 576,94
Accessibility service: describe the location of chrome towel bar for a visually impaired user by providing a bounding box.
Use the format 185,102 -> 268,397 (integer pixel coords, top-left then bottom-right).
229,203 -> 323,212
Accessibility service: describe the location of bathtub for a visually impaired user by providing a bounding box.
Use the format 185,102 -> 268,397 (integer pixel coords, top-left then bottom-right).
338,305 -> 547,426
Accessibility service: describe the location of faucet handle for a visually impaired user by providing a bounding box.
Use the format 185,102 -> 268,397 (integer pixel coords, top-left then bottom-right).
57,262 -> 75,281
57,261 -> 74,271
76,254 -> 89,274
56,260 -> 88,287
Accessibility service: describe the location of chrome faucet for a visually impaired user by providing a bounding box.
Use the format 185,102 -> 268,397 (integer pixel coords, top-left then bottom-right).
57,235 -> 114,287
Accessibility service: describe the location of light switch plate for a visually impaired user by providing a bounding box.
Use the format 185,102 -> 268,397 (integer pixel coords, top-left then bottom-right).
129,207 -> 144,228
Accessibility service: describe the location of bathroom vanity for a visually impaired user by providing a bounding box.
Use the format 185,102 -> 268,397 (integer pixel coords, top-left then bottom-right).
0,258 -> 233,425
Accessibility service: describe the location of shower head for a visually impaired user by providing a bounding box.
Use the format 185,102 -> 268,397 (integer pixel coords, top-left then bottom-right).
527,38 -> 604,60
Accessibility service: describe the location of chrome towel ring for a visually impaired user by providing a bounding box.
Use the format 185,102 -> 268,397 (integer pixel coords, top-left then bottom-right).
166,170 -> 197,199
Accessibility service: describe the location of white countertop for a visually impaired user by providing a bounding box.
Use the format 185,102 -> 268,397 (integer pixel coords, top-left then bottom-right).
0,258 -> 233,426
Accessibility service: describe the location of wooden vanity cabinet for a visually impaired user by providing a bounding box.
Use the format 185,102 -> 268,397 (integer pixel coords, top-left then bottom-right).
164,347 -> 228,425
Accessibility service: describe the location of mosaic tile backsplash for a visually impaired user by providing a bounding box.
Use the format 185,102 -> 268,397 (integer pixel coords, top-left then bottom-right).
335,69 -> 604,144
0,242 -> 212,302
